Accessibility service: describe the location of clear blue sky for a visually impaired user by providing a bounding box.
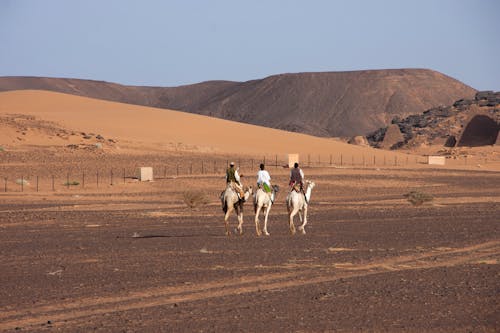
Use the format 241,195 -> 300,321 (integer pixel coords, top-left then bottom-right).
1,0 -> 499,90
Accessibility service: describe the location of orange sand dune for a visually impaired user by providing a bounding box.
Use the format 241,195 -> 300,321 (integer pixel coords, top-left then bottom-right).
0,90 -> 406,158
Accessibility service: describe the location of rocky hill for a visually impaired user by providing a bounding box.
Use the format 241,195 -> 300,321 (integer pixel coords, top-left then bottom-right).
367,91 -> 500,149
0,69 -> 476,137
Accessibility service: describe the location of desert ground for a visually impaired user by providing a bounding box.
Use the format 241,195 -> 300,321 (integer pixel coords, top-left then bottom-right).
1,91 -> 499,332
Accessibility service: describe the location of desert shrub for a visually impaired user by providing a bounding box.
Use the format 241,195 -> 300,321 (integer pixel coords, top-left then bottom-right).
403,191 -> 434,206
15,179 -> 29,185
64,181 -> 80,186
182,191 -> 209,209
0,146 -> 4,151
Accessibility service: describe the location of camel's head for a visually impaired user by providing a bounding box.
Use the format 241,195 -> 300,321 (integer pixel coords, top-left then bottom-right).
305,181 -> 315,190
243,186 -> 253,201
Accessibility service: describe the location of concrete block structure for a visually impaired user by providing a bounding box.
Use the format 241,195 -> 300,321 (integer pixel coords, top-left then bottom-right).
427,156 -> 445,165
288,154 -> 299,168
137,167 -> 153,181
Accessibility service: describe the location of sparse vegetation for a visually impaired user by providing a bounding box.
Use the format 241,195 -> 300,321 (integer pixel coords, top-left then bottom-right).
403,191 -> 434,206
182,191 -> 209,209
0,146 -> 4,151
64,180 -> 80,186
15,179 -> 29,185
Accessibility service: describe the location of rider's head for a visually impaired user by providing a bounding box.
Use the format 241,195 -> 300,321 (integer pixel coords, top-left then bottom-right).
230,162 -> 235,168
294,162 -> 299,168
260,163 -> 265,170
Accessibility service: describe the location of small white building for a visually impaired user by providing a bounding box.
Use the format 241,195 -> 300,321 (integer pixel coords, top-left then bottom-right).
137,167 -> 153,181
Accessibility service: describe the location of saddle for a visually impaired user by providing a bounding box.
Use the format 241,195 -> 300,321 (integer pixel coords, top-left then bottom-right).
229,182 -> 246,202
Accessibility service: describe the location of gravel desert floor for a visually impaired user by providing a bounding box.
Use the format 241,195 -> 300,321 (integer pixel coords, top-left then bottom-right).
0,152 -> 499,332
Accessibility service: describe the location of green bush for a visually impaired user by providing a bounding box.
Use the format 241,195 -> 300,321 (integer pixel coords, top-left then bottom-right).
403,191 -> 434,206
182,191 -> 209,209
64,181 -> 80,186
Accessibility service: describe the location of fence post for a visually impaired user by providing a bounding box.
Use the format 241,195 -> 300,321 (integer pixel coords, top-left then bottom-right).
340,154 -> 343,166
214,160 -> 216,174
202,161 -> 204,174
373,155 -> 376,165
362,154 -> 365,167
82,171 -> 85,188
177,164 -> 179,176
52,175 -> 55,191
394,156 -> 397,166
67,173 -> 70,189
96,171 -> 99,188
308,154 -> 310,167
36,176 -> 39,192
318,155 -> 321,167
21,176 -> 24,192
123,168 -> 126,183
4,177 -> 7,192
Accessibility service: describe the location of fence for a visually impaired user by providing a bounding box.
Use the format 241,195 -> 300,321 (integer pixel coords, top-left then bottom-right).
0,153 -> 484,193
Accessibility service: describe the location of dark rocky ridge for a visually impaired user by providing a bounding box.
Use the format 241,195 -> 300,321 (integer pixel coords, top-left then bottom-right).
367,91 -> 500,149
0,69 -> 475,137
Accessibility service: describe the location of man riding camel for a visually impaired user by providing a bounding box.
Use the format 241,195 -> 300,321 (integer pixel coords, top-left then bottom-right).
289,162 -> 305,194
226,162 -> 245,200
256,163 -> 272,199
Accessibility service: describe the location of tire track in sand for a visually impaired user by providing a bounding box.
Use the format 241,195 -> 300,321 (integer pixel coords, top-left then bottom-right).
1,240 -> 499,331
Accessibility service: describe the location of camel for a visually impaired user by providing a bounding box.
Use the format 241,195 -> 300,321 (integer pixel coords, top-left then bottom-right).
253,184 -> 279,236
221,184 -> 253,236
285,181 -> 315,235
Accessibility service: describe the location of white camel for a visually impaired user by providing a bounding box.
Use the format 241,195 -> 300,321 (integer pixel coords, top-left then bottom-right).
221,185 -> 252,236
286,181 -> 315,235
253,185 -> 279,236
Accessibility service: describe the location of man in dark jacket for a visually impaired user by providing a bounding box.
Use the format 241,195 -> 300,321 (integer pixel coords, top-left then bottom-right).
226,162 -> 245,199
289,162 -> 304,191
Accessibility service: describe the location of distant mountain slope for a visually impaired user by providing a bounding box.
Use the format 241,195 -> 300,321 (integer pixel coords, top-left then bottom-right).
0,69 -> 476,137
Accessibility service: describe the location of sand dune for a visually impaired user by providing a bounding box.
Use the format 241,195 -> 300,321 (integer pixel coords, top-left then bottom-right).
0,90 -> 408,159
0,70 -> 476,137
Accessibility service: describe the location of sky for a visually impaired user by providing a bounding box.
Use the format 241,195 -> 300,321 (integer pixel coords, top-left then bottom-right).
1,0 -> 499,90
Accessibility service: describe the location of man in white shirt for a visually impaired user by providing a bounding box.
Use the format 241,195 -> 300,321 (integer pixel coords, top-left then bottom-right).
256,163 -> 272,194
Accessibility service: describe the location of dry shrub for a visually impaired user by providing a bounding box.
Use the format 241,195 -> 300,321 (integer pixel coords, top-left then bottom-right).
403,191 -> 434,206
182,190 -> 209,209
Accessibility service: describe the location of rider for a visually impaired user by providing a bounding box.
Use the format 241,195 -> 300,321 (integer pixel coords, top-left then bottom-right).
226,162 -> 245,200
289,162 -> 305,193
256,163 -> 272,197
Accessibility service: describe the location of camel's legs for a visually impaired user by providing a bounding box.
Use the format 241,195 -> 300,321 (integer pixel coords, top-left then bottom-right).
224,208 -> 232,236
298,205 -> 308,234
236,212 -> 244,235
254,204 -> 262,236
262,205 -> 271,236
288,207 -> 298,235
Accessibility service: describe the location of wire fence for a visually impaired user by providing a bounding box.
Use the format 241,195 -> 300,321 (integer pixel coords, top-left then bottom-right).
0,153 -> 483,193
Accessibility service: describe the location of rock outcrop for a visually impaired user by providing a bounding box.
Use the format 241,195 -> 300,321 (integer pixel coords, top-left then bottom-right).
367,91 -> 500,149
